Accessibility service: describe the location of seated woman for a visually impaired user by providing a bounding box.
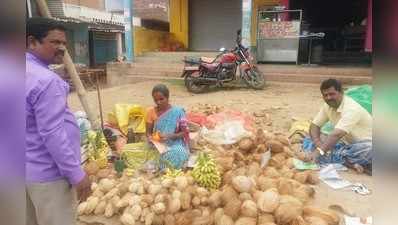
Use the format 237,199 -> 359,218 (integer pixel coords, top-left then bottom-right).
146,84 -> 190,170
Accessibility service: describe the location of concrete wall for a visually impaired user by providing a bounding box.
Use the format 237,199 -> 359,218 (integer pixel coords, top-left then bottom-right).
64,0 -> 105,10
169,0 -> 188,48
134,27 -> 174,55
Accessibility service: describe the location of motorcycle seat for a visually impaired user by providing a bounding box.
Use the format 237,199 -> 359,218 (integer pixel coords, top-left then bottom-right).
201,62 -> 218,72
200,57 -> 215,64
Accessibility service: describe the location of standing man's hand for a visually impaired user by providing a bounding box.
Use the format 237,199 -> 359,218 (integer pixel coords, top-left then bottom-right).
75,174 -> 91,202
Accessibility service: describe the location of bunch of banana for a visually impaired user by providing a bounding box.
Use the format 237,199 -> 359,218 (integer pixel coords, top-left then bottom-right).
192,152 -> 221,190
85,130 -> 109,168
162,168 -> 184,179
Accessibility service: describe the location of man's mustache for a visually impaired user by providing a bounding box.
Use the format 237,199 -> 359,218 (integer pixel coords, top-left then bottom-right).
55,50 -> 65,56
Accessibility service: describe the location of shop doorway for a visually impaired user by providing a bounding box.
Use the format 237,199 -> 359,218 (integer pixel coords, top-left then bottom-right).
290,0 -> 371,65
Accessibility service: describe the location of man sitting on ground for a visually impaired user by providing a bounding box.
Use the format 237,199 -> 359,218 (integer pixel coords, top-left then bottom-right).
305,79 -> 372,174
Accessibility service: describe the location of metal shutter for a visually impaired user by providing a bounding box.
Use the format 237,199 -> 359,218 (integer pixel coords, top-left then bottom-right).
189,0 -> 242,51
92,32 -> 117,64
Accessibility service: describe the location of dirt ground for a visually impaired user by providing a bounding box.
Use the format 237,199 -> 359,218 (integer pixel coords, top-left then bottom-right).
69,80 -> 372,223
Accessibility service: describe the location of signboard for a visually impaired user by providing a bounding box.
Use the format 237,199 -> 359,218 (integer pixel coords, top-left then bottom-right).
258,21 -> 300,39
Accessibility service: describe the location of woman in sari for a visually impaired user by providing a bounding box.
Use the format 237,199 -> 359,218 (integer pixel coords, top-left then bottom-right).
146,84 -> 189,170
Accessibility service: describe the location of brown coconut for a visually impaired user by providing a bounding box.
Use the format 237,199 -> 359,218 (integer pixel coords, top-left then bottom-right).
238,137 -> 254,152
302,206 -> 340,225
258,214 -> 275,224
290,216 -> 309,225
257,188 -> 280,213
274,195 -> 303,224
234,217 -> 257,225
218,215 -> 234,225
254,129 -> 267,145
257,177 -> 278,191
278,178 -> 294,195
294,171 -> 311,184
253,153 -> 263,163
305,216 -> 328,225
223,170 -> 234,185
247,162 -> 261,177
221,185 -> 239,206
216,157 -> 235,172
175,211 -> 195,225
97,169 -> 111,179
275,135 -> 290,146
307,171 -> 320,185
284,146 -> 296,157
232,176 -> 254,193
256,144 -> 268,153
286,157 -> 295,169
223,197 -> 242,220
292,185 -> 315,203
266,140 -> 284,153
180,192 -> 192,210
240,200 -> 258,218
164,214 -> 175,225
269,154 -> 286,169
263,167 -> 280,178
208,191 -> 223,208
84,161 -> 100,175
233,151 -> 246,161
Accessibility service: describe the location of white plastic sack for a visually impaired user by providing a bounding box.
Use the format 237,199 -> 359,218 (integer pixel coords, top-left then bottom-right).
200,120 -> 252,145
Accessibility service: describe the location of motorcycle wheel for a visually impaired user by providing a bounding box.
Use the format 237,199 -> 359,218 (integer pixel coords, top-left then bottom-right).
184,71 -> 208,94
243,67 -> 265,90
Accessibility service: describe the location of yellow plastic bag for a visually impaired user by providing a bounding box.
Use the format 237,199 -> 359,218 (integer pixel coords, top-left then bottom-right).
107,104 -> 147,135
120,142 -> 160,170
289,120 -> 311,137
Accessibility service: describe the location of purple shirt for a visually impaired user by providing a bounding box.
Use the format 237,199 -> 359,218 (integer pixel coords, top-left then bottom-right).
26,52 -> 85,185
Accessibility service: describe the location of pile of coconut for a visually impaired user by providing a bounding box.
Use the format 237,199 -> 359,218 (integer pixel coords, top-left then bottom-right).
77,127 -> 340,225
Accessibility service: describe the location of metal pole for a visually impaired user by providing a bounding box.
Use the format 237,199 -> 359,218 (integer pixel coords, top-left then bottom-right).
35,0 -> 100,129
27,0 -> 33,18
124,0 -> 134,61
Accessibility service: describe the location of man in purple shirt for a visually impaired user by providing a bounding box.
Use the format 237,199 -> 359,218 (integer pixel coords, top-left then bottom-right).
26,17 -> 91,225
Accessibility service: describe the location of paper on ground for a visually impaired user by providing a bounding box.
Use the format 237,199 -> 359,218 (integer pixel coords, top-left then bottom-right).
186,154 -> 197,168
320,163 -> 348,171
344,216 -> 372,225
319,164 -> 352,189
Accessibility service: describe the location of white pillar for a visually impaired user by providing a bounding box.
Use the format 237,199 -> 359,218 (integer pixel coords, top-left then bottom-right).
116,32 -> 123,58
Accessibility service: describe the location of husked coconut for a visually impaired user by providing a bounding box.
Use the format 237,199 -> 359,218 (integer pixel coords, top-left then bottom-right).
274,195 -> 303,224
257,188 -> 280,213
234,217 -> 257,225
303,206 -> 340,225
223,197 -> 242,220
240,200 -> 257,217
305,216 -> 328,225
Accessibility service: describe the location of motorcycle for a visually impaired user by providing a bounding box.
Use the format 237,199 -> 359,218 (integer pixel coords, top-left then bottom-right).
181,30 -> 265,93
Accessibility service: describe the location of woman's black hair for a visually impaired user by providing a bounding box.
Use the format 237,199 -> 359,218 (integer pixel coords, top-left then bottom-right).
26,17 -> 66,43
152,84 -> 170,98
